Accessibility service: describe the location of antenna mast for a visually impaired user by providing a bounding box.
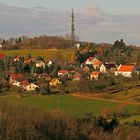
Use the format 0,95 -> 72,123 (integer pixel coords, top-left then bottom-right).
71,9 -> 75,48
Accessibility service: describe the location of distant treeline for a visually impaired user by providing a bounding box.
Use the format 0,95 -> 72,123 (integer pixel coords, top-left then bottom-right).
0,102 -> 139,140
1,35 -> 72,49
1,35 -> 138,51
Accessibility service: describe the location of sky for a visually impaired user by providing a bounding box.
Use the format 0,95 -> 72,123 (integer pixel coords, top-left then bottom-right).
0,0 -> 140,45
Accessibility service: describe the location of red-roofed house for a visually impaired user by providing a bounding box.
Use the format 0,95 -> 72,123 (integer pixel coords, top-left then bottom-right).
10,73 -> 24,86
73,74 -> 82,81
58,70 -> 69,77
115,64 -> 137,77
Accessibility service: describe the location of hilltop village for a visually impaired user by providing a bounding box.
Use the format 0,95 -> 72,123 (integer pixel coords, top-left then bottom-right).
0,39 -> 140,95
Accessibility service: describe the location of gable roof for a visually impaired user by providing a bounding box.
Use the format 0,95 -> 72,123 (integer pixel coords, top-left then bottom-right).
117,64 -> 135,72
21,80 -> 30,86
49,78 -> 61,86
69,70 -> 76,74
87,57 -> 95,61
74,74 -> 81,79
93,61 -> 102,66
11,73 -> 24,80
58,70 -> 68,74
91,71 -> 100,76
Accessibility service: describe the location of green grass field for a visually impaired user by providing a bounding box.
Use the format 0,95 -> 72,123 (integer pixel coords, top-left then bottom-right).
0,94 -> 138,117
1,49 -> 74,61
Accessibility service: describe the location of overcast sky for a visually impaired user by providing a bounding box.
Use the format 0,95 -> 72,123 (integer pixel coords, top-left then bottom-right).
0,0 -> 140,45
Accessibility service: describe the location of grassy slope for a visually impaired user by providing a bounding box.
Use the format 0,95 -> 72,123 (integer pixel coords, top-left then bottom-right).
120,115 -> 140,124
0,94 -> 138,117
102,88 -> 140,103
1,49 -> 74,61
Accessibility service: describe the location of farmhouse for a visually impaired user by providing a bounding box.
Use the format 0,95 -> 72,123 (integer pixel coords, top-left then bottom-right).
115,64 -> 137,77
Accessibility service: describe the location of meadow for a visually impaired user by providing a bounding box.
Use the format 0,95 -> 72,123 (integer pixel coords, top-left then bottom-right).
0,94 -> 138,117
1,49 -> 74,61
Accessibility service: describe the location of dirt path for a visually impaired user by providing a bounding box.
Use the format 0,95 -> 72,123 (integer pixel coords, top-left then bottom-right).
70,93 -> 140,106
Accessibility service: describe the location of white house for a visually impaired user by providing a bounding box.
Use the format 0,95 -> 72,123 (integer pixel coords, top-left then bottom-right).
35,60 -> 45,69
115,64 -> 137,77
25,83 -> 39,92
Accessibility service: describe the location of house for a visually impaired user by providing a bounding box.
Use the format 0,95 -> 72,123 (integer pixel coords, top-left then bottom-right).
115,64 -> 137,77
49,78 -> 61,87
85,57 -> 99,65
100,63 -> 117,73
73,74 -> 82,81
25,83 -> 39,92
90,71 -> 101,80
35,60 -> 45,69
58,70 -> 69,77
14,56 -> 20,61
